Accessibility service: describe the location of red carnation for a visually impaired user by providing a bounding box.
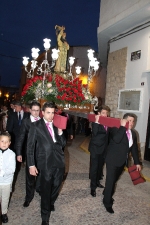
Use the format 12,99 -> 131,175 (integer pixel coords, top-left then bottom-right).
47,75 -> 52,82
21,91 -> 26,96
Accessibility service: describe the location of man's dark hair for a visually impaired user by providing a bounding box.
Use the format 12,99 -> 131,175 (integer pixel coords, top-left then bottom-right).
42,102 -> 56,111
30,101 -> 41,109
98,105 -> 110,113
123,113 -> 136,120
14,101 -> 22,106
10,101 -> 15,105
0,132 -> 11,141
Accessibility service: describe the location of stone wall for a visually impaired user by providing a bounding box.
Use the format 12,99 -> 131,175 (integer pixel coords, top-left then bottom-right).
105,47 -> 127,118
89,67 -> 107,101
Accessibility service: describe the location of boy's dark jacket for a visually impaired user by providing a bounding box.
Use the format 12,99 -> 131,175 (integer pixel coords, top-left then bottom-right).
88,122 -> 109,155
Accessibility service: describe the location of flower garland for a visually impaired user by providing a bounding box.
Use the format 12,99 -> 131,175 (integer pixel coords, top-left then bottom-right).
21,74 -> 92,106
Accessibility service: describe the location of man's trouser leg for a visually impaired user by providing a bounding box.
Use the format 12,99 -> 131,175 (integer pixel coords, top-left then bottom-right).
25,163 -> 35,202
40,167 -> 64,221
103,163 -> 125,207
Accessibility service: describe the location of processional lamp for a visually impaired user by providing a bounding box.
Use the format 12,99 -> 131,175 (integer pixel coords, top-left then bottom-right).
69,49 -> 99,81
87,49 -> 99,82
22,38 -> 60,79
23,38 -> 99,83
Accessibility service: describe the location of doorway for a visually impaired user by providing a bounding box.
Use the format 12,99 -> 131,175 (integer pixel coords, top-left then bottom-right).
144,103 -> 150,161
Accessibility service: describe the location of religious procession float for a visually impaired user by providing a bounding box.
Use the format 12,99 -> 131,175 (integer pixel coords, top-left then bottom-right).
21,25 -> 99,113
21,25 -> 131,131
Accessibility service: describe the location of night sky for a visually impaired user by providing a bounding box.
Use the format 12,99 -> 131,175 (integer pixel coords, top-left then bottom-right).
0,0 -> 100,87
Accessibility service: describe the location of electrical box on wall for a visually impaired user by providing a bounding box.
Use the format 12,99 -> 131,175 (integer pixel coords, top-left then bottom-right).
118,88 -> 143,112
131,50 -> 141,61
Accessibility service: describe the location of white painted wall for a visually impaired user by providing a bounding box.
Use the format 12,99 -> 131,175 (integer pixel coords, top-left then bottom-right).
99,0 -> 150,31
109,26 -> 150,145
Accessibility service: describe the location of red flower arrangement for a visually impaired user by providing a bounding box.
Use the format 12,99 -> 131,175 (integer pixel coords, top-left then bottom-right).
55,75 -> 85,104
21,76 -> 43,97
21,74 -> 92,106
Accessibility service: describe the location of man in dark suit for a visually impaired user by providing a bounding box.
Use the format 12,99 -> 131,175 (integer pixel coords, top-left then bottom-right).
6,101 -> 29,153
8,101 -> 16,115
16,101 -> 41,207
88,105 -> 110,197
59,110 -> 73,141
27,102 -> 66,225
103,113 -> 141,214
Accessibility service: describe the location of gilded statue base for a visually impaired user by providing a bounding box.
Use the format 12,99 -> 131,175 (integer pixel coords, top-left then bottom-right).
39,99 -> 94,113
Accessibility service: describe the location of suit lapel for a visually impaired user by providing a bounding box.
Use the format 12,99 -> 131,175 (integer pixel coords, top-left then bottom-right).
15,112 -> 18,120
23,111 -> 26,119
53,125 -> 58,142
99,124 -> 106,132
131,129 -> 135,142
23,112 -> 28,119
14,112 -> 19,124
28,118 -> 32,127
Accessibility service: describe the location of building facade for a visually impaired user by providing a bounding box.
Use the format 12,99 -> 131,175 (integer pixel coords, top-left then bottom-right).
98,0 -> 150,160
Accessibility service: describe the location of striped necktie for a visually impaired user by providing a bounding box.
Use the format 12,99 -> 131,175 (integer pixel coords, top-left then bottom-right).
46,122 -> 53,139
126,130 -> 130,140
104,125 -> 107,131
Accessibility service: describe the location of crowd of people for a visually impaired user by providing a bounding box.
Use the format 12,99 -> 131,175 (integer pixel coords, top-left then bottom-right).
0,100 -> 141,224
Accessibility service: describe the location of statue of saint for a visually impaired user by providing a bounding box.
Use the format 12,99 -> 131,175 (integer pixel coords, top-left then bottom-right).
54,25 -> 69,73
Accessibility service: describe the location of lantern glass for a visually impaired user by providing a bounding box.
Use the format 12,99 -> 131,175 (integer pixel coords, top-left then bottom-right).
69,57 -> 75,66
87,49 -> 94,59
31,48 -> 40,59
43,38 -> 51,50
89,57 -> 96,67
22,57 -> 29,66
75,66 -> 81,75
94,61 -> 99,71
51,48 -> 59,60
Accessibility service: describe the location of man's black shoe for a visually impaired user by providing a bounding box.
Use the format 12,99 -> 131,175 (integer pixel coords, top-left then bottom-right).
50,205 -> 55,211
105,206 -> 114,214
41,221 -> 49,225
97,182 -> 104,188
1,214 -> 8,223
23,200 -> 30,207
91,190 -> 96,197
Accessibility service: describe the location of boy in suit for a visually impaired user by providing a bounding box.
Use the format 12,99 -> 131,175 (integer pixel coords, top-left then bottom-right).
103,113 -> 141,213
88,105 -> 110,197
0,132 -> 16,223
27,102 -> 66,225
16,101 -> 41,207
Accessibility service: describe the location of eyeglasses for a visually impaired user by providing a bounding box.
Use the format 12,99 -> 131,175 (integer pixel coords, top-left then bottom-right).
31,110 -> 40,112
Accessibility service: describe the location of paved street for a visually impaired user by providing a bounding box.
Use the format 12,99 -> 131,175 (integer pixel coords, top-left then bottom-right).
2,135 -> 150,225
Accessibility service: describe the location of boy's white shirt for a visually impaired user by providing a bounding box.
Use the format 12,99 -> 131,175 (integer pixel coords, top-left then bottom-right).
0,148 -> 16,185
30,114 -> 40,122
